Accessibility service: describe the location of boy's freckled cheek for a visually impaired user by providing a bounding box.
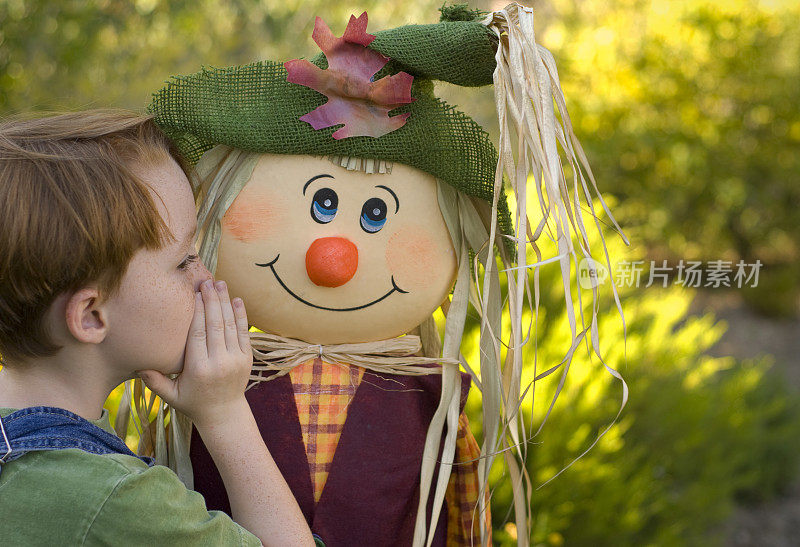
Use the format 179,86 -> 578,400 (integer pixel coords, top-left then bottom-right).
154,288 -> 193,338
386,225 -> 442,289
221,194 -> 277,243
177,286 -> 194,317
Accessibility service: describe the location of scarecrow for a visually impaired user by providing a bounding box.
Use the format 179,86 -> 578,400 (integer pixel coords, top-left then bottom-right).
123,3 -> 628,546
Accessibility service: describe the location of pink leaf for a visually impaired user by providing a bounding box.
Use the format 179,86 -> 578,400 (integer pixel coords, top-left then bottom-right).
285,12 -> 414,139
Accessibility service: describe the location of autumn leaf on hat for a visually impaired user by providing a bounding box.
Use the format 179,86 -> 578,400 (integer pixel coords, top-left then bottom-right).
284,12 -> 414,139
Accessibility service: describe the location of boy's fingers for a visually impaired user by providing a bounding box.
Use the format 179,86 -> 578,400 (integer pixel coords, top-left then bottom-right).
233,297 -> 252,354
184,291 -> 206,364
215,280 -> 239,352
201,279 -> 225,355
138,370 -> 177,405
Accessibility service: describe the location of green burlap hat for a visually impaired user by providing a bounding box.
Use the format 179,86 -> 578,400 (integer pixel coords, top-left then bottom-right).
148,4 -> 513,243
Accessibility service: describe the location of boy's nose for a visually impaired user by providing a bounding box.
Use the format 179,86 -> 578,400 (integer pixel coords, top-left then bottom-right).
194,264 -> 213,292
305,237 -> 358,287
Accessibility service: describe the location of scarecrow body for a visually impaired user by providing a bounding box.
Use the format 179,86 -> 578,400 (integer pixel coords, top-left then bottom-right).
190,359 -> 478,545
147,10 -> 505,543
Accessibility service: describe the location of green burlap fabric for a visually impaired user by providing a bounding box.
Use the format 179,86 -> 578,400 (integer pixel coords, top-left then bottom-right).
149,11 -> 514,247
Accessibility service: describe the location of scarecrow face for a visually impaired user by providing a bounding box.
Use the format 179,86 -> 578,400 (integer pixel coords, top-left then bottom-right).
215,153 -> 457,344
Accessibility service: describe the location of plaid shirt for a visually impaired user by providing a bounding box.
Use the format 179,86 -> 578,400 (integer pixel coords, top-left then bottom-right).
289,358 -> 491,546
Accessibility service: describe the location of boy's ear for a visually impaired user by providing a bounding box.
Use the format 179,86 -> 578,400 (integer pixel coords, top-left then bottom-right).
64,287 -> 109,344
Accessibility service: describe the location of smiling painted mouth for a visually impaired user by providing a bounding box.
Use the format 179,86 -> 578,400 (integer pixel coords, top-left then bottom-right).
255,254 -> 408,312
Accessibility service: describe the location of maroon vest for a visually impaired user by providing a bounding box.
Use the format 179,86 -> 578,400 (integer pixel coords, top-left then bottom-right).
190,367 -> 472,546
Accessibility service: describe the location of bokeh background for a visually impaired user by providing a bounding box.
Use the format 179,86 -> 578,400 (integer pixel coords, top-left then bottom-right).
2,0 -> 798,544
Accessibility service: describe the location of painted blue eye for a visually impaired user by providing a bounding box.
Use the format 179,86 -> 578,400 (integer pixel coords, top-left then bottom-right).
311,188 -> 338,224
360,197 -> 387,234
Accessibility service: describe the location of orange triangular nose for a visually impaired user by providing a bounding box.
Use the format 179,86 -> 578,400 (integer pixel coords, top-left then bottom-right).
305,237 -> 358,287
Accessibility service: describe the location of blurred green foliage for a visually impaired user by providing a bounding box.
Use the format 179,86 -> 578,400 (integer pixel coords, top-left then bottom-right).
540,0 -> 800,316
461,231 -> 800,545
4,0 -> 799,543
0,0 -> 438,112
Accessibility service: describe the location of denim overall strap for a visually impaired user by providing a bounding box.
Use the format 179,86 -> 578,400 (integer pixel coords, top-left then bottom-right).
0,406 -> 155,475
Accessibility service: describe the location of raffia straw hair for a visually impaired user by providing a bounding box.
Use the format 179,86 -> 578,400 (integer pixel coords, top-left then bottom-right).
472,6 -> 629,545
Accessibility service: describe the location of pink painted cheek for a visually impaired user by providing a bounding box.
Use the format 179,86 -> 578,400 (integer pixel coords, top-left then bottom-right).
221,193 -> 275,242
386,225 -> 449,290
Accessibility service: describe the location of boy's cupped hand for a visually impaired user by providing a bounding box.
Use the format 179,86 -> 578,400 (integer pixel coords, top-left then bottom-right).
137,279 -> 253,427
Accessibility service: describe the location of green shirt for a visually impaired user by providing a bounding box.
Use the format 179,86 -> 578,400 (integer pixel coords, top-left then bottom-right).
0,407 -> 261,546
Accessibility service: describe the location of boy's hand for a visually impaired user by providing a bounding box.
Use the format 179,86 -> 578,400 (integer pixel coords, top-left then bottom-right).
141,280 -> 314,547
137,279 -> 253,426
